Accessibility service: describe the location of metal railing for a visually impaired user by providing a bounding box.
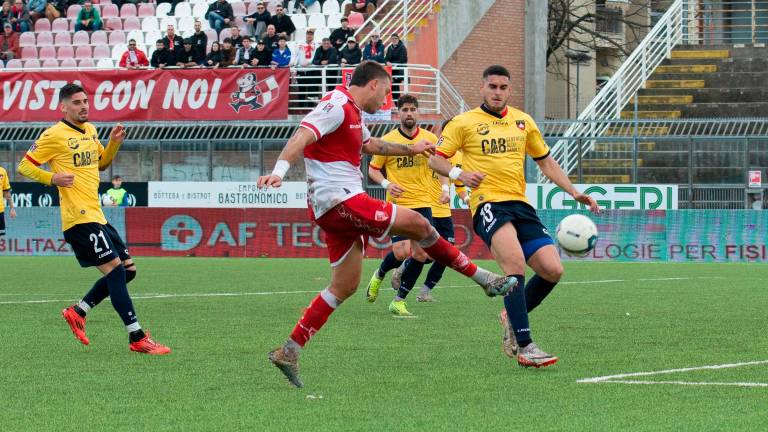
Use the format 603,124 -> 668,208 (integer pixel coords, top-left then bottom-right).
353,0 -> 439,46
544,0 -> 685,181
683,0 -> 768,45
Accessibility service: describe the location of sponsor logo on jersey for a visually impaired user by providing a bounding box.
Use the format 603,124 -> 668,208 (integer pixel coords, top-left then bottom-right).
476,123 -> 490,135
516,120 -> 526,131
67,138 -> 79,150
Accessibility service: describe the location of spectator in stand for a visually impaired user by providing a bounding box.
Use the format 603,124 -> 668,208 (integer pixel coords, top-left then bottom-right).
205,0 -> 233,34
157,0 -> 181,17
344,0 -> 375,18
119,38 -> 149,68
150,39 -> 172,68
6,0 -> 31,33
44,0 -> 66,21
244,1 -> 270,38
251,38 -> 272,67
234,35 -> 254,66
291,27 -> 315,67
330,17 -> 354,50
205,41 -> 222,68
191,20 -> 207,65
362,31 -> 384,63
270,35 -> 290,69
312,37 -> 337,66
339,36 -> 361,66
385,33 -> 407,101
0,2 -> 10,25
0,22 -> 19,64
270,4 -> 294,40
285,0 -> 320,14
177,38 -> 199,67
26,0 -> 44,23
220,37 -> 235,67
261,23 -> 278,50
74,1 -> 101,32
162,24 -> 184,64
229,24 -> 243,48
292,28 -> 317,105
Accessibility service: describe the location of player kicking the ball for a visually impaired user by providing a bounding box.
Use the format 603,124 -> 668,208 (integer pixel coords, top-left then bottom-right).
429,65 -> 599,368
259,61 -> 517,387
17,83 -> 170,355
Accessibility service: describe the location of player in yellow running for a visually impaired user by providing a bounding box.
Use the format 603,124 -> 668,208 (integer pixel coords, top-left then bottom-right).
429,65 -> 599,368
0,165 -> 16,237
17,83 -> 170,355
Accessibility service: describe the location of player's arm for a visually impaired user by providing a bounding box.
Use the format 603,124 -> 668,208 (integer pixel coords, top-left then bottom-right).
428,155 -> 485,189
2,189 -> 14,218
98,124 -> 127,171
17,134 -> 75,188
257,127 -> 316,188
368,163 -> 404,198
536,155 -> 599,213
437,173 -> 450,204
362,138 -> 434,157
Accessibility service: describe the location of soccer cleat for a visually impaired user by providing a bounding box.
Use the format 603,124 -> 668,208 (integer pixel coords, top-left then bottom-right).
482,275 -> 517,297
499,309 -> 518,358
129,332 -> 171,355
365,270 -> 383,303
62,306 -> 90,346
416,292 -> 436,302
388,299 -> 412,316
390,263 -> 404,291
268,346 -> 303,388
517,343 -> 558,368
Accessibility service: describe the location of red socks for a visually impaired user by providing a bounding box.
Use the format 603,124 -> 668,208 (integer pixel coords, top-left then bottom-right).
421,236 -> 478,277
289,290 -> 337,347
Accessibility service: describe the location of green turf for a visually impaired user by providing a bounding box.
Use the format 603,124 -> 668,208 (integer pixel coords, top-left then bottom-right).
1,257 -> 767,431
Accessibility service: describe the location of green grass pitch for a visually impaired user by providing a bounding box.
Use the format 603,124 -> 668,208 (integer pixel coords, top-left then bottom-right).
1,257 -> 767,431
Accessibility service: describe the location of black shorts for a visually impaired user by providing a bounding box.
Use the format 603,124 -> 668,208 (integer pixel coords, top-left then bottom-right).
433,216 -> 455,244
473,201 -> 554,260
391,207 -> 433,243
0,211 -> 5,236
63,223 -> 131,268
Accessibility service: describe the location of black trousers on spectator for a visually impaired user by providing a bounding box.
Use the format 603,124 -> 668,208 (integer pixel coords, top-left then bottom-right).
391,67 -> 404,102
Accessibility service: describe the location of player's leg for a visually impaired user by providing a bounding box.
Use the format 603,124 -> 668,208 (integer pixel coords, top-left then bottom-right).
270,237 -> 364,388
417,216 -> 455,302
389,239 -> 428,315
524,245 -> 563,312
366,238 -> 409,303
389,207 -> 515,297
0,211 -> 5,236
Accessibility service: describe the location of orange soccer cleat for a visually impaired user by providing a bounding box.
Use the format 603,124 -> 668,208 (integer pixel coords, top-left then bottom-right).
129,332 -> 171,355
62,306 -> 90,346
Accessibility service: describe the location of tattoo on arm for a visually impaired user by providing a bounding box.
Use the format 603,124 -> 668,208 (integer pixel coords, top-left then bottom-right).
374,139 -> 411,155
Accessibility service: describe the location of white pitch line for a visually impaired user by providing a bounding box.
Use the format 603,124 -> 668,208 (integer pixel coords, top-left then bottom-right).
577,360 -> 768,384
594,380 -> 768,388
0,290 -> 321,306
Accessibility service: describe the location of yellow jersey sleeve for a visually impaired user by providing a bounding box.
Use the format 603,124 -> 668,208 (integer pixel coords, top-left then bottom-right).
436,118 -> 464,159
369,154 -> 387,170
26,129 -> 61,166
524,115 -> 549,160
1,168 -> 9,191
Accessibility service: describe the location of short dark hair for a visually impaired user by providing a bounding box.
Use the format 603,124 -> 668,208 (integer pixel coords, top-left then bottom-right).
156,38 -> 165,44
349,61 -> 390,87
397,94 -> 418,109
59,83 -> 85,101
112,175 -> 122,180
482,65 -> 511,80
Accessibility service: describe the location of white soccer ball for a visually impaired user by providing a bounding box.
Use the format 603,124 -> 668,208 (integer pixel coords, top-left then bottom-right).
555,214 -> 598,257
101,194 -> 115,207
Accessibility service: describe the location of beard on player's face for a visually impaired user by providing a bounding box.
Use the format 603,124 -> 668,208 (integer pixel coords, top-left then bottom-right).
401,117 -> 416,129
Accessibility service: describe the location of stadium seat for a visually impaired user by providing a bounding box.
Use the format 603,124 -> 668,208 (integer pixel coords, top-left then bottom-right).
246,2 -> 259,15
38,46 -> 56,59
347,12 -> 364,28
108,30 -> 126,45
266,1 -> 277,14
218,27 -> 232,42
51,18 -> 69,32
293,28 -> 305,42
193,3 -> 208,18
112,44 -> 128,61
19,32 -> 36,47
106,17 -> 123,30
145,30 -> 162,46
70,19 -> 78,32
73,30 -> 90,46
292,14 -> 307,30
137,3 -> 155,17
141,16 -> 158,32
314,27 -> 330,40
322,1 -> 340,14
174,2 -> 192,17
127,29 -> 144,45
59,58 -> 77,68
327,13 -> 343,29
5,59 -> 22,70
93,45 -> 111,59
160,16 -> 177,31
67,4 -> 82,18
34,19 -> 51,32
306,14 -> 325,30
231,2 -> 246,16
20,46 -> 38,60
23,59 -> 42,70
178,16 -> 195,33
97,58 -> 114,69
155,2 -> 171,17
54,32 -> 72,47
101,4 -> 119,18
78,58 -> 96,68
57,46 -> 75,60
306,1 -> 321,13
35,31 -> 54,46
42,58 -> 60,69
120,3 -> 137,17
91,30 -> 108,45
204,29 -> 217,43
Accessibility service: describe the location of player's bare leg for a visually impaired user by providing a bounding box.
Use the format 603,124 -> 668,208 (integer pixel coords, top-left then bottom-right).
491,224 -> 557,368
389,207 -> 516,297
270,238 -> 364,388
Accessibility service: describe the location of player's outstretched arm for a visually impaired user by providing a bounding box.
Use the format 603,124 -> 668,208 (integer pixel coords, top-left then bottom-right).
99,124 -> 127,171
17,159 -> 74,188
428,154 -> 486,188
258,126 -> 316,188
362,138 -> 434,157
368,165 -> 404,198
535,155 -> 600,213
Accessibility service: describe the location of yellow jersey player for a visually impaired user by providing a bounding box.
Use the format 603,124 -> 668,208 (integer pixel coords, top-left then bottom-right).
430,65 -> 599,368
365,94 -> 442,316
0,165 -> 16,236
17,83 -> 170,355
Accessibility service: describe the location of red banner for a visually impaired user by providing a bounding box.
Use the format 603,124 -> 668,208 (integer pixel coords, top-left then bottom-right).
125,208 -> 493,259
0,68 -> 289,122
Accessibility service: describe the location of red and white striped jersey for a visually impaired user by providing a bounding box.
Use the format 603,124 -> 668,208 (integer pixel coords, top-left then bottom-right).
300,86 -> 372,218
